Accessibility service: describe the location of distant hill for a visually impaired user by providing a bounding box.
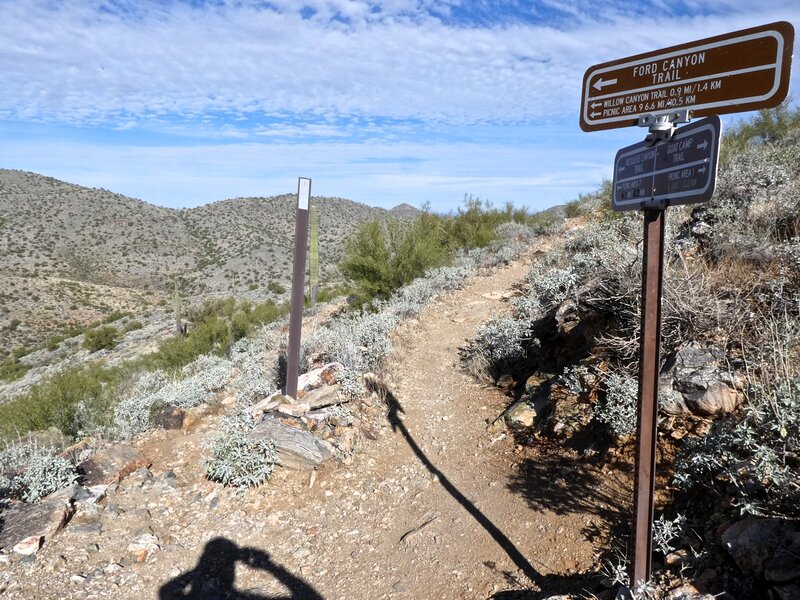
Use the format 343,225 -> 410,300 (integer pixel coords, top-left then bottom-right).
0,170 -> 405,351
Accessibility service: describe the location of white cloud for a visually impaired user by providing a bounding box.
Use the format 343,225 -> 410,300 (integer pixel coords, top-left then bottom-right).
1,1 -> 796,127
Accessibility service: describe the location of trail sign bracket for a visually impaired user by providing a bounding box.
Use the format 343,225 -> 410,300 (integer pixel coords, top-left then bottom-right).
639,109 -> 691,145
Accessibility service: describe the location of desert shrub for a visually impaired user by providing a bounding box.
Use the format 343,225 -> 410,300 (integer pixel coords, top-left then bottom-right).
204,412 -> 276,490
443,196 -> 505,249
0,440 -> 78,503
144,300 -> 286,373
340,215 -> 452,306
0,364 -> 124,441
113,356 -> 231,439
83,325 -> 119,352
593,371 -> 638,438
230,336 -> 279,406
122,320 -> 143,333
0,357 -> 30,382
463,315 -> 533,380
674,375 -> 800,518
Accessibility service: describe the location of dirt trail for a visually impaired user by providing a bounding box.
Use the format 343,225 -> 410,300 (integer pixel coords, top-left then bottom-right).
4,248 -> 619,600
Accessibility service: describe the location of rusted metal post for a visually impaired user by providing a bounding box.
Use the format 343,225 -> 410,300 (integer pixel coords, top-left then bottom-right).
631,208 -> 665,587
285,177 -> 311,400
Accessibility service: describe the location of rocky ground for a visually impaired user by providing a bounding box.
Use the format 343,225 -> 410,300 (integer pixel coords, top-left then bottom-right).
0,248 -> 628,600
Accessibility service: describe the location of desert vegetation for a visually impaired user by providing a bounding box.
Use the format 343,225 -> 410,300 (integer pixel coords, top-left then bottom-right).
462,104 -> 800,596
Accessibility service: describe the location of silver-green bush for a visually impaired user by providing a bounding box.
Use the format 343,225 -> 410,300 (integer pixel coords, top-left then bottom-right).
203,412 -> 276,490
0,440 -> 78,503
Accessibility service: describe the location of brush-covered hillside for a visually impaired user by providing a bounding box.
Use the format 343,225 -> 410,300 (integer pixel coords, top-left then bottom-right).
0,169 -> 418,352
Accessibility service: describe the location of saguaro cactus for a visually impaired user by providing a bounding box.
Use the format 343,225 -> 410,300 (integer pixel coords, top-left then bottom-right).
173,279 -> 183,336
309,205 -> 319,306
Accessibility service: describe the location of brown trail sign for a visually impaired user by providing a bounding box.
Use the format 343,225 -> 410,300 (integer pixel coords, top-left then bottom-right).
579,21 -> 794,595
581,21 -> 794,131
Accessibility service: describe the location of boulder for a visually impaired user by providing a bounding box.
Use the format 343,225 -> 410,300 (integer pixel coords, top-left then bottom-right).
77,444 -> 150,486
722,518 -> 800,583
296,362 -> 343,398
248,417 -> 334,470
684,381 -> 740,416
304,385 -> 346,410
0,485 -> 77,553
660,344 -> 742,417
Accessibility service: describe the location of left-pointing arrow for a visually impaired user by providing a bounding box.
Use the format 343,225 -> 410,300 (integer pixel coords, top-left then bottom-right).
590,101 -> 602,109
590,111 -> 601,118
592,77 -> 617,91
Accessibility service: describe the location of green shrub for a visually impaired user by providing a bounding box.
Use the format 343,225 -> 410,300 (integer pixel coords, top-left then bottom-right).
267,281 -> 286,295
143,300 -> 287,372
122,320 -> 143,333
83,325 -> 119,352
340,214 -> 452,306
0,358 -> 30,382
0,364 -> 125,441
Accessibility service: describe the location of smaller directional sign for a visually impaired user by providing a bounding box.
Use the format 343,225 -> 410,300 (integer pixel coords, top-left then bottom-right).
612,116 -> 720,211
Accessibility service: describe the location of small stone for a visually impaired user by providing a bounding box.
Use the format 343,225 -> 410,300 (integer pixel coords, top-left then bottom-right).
104,562 -> 123,575
496,374 -> 514,389
12,536 -> 43,556
127,533 -> 160,562
70,574 -> 87,584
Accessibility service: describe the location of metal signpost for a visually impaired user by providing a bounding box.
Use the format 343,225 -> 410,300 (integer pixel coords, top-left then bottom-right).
579,21 -> 794,592
286,177 -> 312,400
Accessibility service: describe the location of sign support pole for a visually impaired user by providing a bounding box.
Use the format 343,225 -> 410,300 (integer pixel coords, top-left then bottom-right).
286,177 -> 312,400
631,207 -> 665,587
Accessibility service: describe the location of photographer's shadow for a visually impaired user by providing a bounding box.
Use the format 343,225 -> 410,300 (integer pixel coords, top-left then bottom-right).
159,537 -> 324,600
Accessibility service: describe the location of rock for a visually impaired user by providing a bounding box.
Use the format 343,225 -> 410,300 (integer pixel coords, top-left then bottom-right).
296,362 -> 343,398
489,397 -> 548,432
684,382 -> 740,416
249,416 -> 334,470
0,488 -> 75,552
12,535 -> 43,556
59,437 -> 98,463
496,374 -> 514,389
665,549 -> 690,567
722,518 -> 800,583
249,391 -> 283,420
127,533 -> 160,562
774,583 -> 800,600
525,372 -> 552,393
77,444 -> 150,486
277,401 -> 311,417
660,381 -> 690,415
304,385 -> 346,410
660,344 -> 742,417
504,401 -> 538,428
667,583 -> 715,599
152,405 -> 186,430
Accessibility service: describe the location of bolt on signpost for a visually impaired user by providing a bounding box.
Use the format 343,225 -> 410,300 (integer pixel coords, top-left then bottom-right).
580,21 -> 794,592
286,177 -> 312,400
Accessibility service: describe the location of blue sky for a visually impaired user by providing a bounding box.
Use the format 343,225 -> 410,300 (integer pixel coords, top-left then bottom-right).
1,1 -> 798,213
